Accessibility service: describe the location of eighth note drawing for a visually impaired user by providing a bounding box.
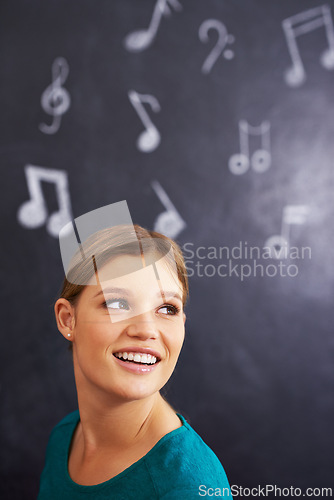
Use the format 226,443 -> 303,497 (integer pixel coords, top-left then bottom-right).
128,90 -> 161,153
229,120 -> 271,175
17,165 -> 73,238
151,180 -> 186,239
264,205 -> 310,259
198,19 -> 235,74
282,4 -> 334,87
123,0 -> 182,53
39,57 -> 71,134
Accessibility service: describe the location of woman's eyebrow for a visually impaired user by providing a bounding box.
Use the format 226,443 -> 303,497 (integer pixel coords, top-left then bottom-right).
93,288 -> 182,302
94,287 -> 133,298
157,291 -> 182,302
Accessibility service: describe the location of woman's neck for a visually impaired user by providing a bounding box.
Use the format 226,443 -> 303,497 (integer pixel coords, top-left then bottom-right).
77,390 -> 168,453
68,388 -> 181,485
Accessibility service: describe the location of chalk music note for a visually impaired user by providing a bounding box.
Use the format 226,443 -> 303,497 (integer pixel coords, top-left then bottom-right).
128,90 -> 161,153
17,165 -> 73,238
282,4 -> 334,87
264,205 -> 310,259
39,57 -> 71,134
199,19 -> 235,74
124,0 -> 182,53
229,120 -> 271,175
151,180 -> 186,239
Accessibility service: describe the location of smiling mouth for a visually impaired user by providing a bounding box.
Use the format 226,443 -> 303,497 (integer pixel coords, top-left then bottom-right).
113,352 -> 160,366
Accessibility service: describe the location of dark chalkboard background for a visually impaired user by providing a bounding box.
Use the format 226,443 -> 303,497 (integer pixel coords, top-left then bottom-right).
1,0 -> 334,498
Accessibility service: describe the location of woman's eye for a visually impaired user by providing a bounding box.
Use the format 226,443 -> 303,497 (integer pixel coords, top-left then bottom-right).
158,304 -> 180,315
104,298 -> 129,310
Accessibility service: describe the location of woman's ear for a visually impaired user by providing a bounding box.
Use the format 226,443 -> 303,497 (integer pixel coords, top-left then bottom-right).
183,312 -> 186,324
54,298 -> 75,341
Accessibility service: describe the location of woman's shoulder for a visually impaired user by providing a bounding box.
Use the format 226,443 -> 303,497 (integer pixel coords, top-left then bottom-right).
50,409 -> 79,433
144,413 -> 231,498
46,409 -> 79,451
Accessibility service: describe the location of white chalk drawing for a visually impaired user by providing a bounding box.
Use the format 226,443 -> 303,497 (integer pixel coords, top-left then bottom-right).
128,90 -> 161,153
39,57 -> 71,134
17,165 -> 72,238
282,4 -> 334,87
229,120 -> 271,175
264,205 -> 310,259
199,19 -> 235,74
124,0 -> 182,53
151,180 -> 186,239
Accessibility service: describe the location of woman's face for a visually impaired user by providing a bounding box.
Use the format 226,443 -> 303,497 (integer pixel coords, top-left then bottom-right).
69,253 -> 186,402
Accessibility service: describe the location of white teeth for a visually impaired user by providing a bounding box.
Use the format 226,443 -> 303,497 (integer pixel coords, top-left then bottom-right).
115,352 -> 159,364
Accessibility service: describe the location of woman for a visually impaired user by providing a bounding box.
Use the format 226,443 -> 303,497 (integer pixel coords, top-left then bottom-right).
38,224 -> 231,499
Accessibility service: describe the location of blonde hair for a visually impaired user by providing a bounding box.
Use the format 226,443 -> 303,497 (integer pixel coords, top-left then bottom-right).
57,224 -> 189,310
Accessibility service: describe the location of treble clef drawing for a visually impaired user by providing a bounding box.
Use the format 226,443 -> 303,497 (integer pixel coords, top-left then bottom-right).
39,57 -> 71,135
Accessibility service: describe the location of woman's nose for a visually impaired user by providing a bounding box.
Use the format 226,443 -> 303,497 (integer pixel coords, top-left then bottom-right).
125,309 -> 158,339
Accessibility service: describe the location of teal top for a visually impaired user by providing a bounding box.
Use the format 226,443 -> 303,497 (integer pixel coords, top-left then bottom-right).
38,410 -> 231,499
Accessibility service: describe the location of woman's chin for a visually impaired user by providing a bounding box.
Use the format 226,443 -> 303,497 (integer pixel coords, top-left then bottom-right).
113,385 -> 159,402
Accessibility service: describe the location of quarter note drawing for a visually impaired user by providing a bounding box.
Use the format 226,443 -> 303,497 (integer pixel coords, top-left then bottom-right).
264,205 -> 310,259
39,57 -> 71,134
123,0 -> 182,53
282,4 -> 334,87
199,19 -> 235,74
128,90 -> 161,153
17,165 -> 73,238
151,180 -> 186,239
228,120 -> 271,175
